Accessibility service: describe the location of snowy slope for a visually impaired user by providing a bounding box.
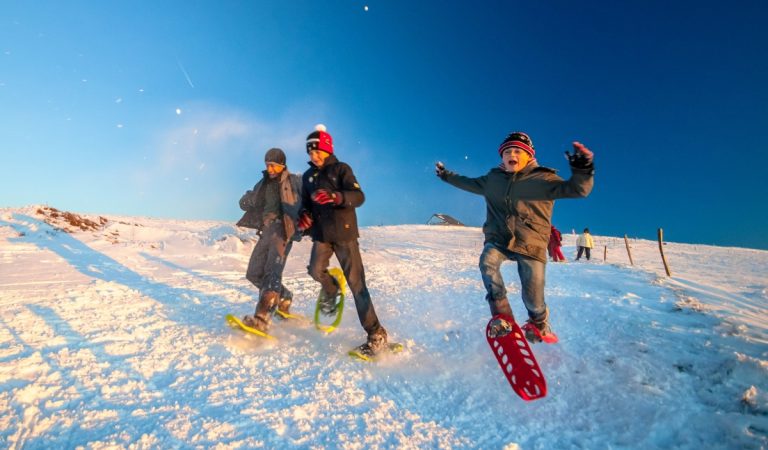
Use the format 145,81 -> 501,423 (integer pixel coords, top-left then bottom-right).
0,207 -> 766,449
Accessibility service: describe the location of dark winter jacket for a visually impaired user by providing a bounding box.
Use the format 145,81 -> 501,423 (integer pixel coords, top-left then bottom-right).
441,161 -> 594,262
301,154 -> 365,243
237,170 -> 303,241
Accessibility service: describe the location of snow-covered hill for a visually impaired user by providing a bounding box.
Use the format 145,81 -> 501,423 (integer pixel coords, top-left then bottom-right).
1,207 -> 766,449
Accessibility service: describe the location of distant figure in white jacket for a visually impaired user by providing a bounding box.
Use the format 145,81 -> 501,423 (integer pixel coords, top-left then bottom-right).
576,228 -> 594,261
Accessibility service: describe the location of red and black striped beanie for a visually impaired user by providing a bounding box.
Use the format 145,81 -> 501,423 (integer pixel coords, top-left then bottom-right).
498,131 -> 535,157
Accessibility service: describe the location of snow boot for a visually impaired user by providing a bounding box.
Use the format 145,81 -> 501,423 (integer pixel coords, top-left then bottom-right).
243,291 -> 279,332
277,297 -> 292,315
522,307 -> 558,344
317,276 -> 341,316
353,327 -> 388,357
241,314 -> 269,332
489,297 -> 514,320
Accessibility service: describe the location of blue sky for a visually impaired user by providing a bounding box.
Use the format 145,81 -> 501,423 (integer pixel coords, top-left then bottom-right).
2,1 -> 767,249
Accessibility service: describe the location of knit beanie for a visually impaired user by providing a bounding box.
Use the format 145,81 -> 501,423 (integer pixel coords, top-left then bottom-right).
264,147 -> 286,166
498,131 -> 535,157
306,124 -> 333,154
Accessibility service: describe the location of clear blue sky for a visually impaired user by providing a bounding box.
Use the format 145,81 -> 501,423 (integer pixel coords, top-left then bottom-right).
2,1 -> 767,249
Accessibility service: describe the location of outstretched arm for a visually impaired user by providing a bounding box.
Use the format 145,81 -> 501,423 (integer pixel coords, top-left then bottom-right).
435,161 -> 486,195
561,141 -> 595,197
543,141 -> 595,199
565,142 -> 594,170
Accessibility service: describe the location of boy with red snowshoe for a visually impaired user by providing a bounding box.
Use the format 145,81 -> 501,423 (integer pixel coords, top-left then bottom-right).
436,132 -> 595,343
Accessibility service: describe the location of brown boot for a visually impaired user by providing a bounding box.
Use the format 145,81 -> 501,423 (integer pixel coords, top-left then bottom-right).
488,297 -> 514,320
277,297 -> 292,315
523,307 -> 558,344
318,275 -> 341,316
244,291 -> 279,332
242,314 -> 268,331
354,327 -> 388,357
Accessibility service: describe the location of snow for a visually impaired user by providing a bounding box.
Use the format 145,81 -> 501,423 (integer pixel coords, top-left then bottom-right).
0,206 -> 766,449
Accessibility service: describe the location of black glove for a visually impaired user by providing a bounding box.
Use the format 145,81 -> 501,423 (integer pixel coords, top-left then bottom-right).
565,142 -> 594,169
435,161 -> 447,179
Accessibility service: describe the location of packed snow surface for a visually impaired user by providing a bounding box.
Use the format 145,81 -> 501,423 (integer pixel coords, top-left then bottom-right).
1,206 -> 766,449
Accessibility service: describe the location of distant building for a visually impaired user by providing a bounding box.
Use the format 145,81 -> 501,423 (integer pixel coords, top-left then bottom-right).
427,214 -> 465,226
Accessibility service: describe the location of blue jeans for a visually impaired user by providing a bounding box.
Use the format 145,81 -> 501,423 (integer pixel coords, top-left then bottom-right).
479,243 -> 547,320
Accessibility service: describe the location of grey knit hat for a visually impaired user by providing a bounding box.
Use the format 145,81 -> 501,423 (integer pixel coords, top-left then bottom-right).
264,147 -> 286,166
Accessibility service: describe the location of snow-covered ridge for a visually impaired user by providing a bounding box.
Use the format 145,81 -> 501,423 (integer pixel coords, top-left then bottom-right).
0,206 -> 766,449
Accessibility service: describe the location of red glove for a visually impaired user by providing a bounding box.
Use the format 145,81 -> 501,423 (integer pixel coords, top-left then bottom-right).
312,189 -> 343,205
297,212 -> 313,231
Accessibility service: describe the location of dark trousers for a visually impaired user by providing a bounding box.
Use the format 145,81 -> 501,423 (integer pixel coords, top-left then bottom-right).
307,240 -> 381,334
246,221 -> 293,299
576,246 -> 591,261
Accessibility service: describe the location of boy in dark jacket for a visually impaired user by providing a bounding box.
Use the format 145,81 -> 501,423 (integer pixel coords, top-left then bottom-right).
237,148 -> 303,332
436,132 -> 594,342
298,125 -> 388,356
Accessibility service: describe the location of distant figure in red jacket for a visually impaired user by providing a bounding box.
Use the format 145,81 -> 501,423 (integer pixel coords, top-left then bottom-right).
548,225 -> 566,262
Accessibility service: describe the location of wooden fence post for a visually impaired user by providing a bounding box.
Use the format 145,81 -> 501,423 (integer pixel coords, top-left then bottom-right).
657,228 -> 672,277
604,245 -> 607,262
624,234 -> 634,266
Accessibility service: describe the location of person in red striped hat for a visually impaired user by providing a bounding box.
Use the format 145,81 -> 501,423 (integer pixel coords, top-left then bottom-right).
435,131 -> 595,343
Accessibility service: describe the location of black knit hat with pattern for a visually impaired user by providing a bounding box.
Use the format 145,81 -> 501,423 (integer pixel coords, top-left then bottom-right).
498,131 -> 535,157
